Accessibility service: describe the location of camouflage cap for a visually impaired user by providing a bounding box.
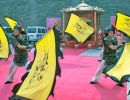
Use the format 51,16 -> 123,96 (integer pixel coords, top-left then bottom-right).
14,24 -> 21,31
107,25 -> 115,33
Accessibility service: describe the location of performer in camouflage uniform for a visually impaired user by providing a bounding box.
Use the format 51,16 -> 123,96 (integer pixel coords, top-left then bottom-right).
90,25 -> 123,87
103,29 -> 118,66
5,23 -> 33,84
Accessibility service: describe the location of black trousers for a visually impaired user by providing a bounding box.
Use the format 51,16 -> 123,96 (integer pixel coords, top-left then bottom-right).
56,44 -> 63,58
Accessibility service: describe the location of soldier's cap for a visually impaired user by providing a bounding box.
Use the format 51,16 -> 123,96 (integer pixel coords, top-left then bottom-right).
14,24 -> 21,31
107,25 -> 117,33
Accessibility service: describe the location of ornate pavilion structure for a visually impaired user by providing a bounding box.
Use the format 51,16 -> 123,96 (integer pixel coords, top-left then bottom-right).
62,0 -> 104,48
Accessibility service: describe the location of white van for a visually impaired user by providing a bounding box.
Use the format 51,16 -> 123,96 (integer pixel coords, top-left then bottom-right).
3,27 -> 12,43
26,26 -> 47,43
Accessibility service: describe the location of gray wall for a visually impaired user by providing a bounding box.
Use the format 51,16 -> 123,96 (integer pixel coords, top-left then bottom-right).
0,0 -> 130,29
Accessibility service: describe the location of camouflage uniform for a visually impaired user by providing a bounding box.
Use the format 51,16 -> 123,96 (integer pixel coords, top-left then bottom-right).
5,34 -> 29,82
103,35 -> 118,66
11,34 -> 29,67
5,24 -> 31,83
90,25 -> 118,83
91,36 -> 118,83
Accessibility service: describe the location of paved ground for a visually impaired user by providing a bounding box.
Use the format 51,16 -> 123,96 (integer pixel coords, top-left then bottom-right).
80,48 -> 101,57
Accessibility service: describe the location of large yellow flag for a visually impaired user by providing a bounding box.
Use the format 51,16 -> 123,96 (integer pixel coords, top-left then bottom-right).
103,43 -> 130,83
116,13 -> 130,37
17,29 -> 56,100
65,13 -> 94,43
0,25 -> 9,59
4,16 -> 17,30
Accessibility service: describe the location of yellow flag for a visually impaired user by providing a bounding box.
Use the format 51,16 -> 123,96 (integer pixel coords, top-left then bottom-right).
104,43 -> 130,83
17,29 -> 56,100
0,25 -> 9,59
4,17 -> 17,30
116,13 -> 130,37
65,13 -> 94,43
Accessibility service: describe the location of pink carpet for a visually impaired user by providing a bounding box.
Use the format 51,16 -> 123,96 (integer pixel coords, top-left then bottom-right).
0,48 -> 126,100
